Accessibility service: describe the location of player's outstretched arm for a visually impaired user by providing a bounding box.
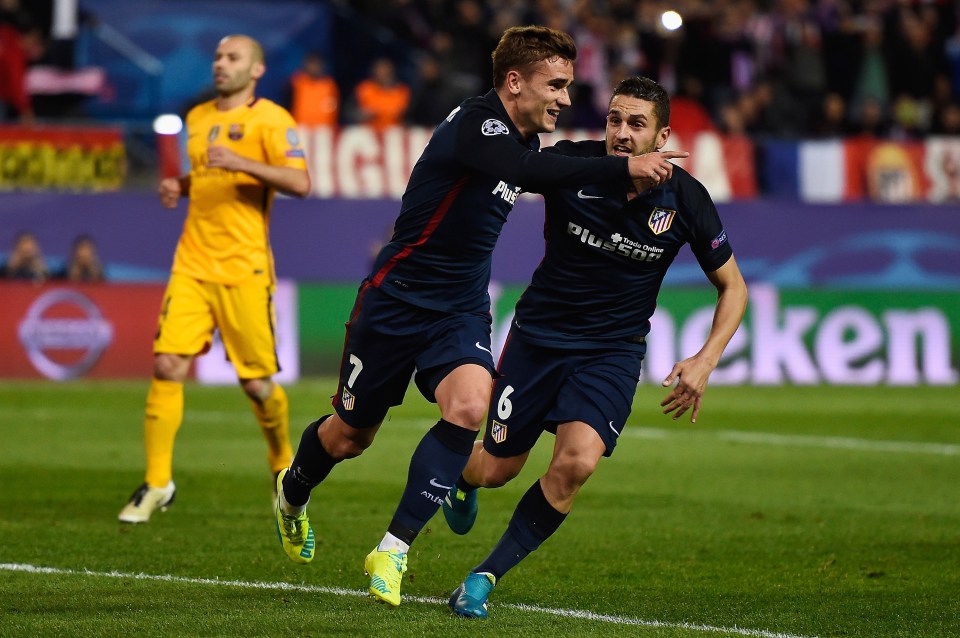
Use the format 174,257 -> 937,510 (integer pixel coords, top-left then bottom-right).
660,255 -> 747,422
206,145 -> 311,198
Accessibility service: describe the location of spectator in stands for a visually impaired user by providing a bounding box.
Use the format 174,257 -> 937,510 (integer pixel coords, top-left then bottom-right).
353,57 -> 410,132
933,102 -> 960,136
557,81 -> 606,130
850,96 -> 890,139
2,230 -> 48,283
889,94 -> 928,140
0,15 -> 44,123
884,3 -> 943,107
428,30 -> 482,97
669,75 -> 717,141
289,52 -> 339,127
782,3 -> 829,132
406,53 -> 465,127
811,92 -> 852,138
445,0 -> 496,90
850,18 -> 890,127
58,234 -> 105,283
718,99 -> 747,137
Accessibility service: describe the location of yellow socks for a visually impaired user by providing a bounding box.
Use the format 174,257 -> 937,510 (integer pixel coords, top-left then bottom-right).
252,383 -> 292,474
142,378 -> 291,486
143,378 -> 184,488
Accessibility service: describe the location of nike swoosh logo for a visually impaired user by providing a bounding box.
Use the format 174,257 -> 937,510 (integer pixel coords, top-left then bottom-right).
429,478 -> 453,490
475,342 -> 492,355
608,421 -> 621,436
577,189 -> 603,199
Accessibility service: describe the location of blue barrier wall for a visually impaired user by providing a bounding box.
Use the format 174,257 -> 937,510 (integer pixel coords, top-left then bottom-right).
2,193 -> 959,289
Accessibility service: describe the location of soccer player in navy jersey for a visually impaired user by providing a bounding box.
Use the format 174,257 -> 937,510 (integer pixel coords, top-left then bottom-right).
444,76 -> 749,618
272,27 -> 688,606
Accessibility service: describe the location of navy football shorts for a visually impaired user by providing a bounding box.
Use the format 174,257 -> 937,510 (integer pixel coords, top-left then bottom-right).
332,282 -> 495,428
483,331 -> 645,458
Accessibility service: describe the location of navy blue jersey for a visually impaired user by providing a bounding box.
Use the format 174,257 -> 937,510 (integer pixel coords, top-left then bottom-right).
513,140 -> 733,349
368,91 -> 630,314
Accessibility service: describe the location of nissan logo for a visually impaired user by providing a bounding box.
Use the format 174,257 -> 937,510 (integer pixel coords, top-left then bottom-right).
17,289 -> 114,380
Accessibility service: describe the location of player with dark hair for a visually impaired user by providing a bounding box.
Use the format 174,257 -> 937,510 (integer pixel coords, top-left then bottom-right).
272,27 -> 687,606
119,34 -> 310,523
444,75 -> 748,618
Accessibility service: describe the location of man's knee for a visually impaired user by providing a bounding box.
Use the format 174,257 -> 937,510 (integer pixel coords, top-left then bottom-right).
240,377 -> 273,402
548,451 -> 599,493
436,364 -> 493,429
153,353 -> 191,381
440,392 -> 488,429
320,414 -> 377,460
476,455 -> 523,488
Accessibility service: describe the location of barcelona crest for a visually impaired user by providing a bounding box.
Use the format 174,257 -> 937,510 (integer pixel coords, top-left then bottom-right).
228,124 -> 244,141
341,387 -> 355,411
491,420 -> 507,444
648,207 -> 676,235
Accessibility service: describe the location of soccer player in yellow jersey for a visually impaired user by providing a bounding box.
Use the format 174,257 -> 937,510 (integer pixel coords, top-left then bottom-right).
119,34 -> 310,523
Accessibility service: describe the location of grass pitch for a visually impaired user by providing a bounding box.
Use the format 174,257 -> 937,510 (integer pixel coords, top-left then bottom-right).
0,380 -> 958,638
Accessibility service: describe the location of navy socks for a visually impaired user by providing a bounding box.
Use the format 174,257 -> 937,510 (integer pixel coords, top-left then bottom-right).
281,416 -> 338,507
387,419 -> 477,545
475,480 -> 567,581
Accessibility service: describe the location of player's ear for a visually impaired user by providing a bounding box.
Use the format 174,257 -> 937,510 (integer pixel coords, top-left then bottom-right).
251,61 -> 266,81
655,125 -> 671,151
505,69 -> 522,96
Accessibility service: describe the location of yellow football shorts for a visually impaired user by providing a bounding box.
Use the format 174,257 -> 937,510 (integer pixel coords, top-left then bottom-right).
154,272 -> 279,379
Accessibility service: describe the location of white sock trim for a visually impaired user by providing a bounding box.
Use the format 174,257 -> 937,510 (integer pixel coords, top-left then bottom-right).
377,532 -> 410,554
279,490 -> 307,517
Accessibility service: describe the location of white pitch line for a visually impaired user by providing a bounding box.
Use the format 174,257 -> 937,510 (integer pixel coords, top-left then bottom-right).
10,405 -> 956,458
627,427 -> 960,456
1,562 -> 819,638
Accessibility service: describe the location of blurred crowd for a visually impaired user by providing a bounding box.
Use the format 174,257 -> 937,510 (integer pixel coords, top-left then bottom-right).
327,0 -> 960,139
3,0 -> 959,140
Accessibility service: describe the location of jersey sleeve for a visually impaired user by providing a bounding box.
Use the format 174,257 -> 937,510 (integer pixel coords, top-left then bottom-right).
261,106 -> 308,169
452,105 -> 627,190
683,176 -> 733,273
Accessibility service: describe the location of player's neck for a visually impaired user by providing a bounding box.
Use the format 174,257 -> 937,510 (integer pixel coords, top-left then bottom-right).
216,86 -> 257,111
496,88 -> 535,140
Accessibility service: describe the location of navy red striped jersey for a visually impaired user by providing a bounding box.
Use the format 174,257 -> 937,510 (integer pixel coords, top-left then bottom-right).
513,140 -> 734,349
367,90 -> 630,313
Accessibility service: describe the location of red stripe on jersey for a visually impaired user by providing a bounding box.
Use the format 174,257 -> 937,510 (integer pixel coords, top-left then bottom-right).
496,330 -> 514,370
370,177 -> 468,287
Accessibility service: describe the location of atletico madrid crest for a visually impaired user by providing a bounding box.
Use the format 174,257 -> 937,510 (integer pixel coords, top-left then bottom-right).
491,420 -> 507,444
648,207 -> 676,235
341,387 -> 355,411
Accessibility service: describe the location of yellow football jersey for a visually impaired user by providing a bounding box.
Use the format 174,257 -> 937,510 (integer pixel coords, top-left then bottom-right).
172,97 -> 307,285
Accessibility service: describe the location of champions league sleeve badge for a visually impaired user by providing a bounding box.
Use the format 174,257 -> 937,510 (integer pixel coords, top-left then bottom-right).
481,119 -> 510,136
711,229 -> 728,249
